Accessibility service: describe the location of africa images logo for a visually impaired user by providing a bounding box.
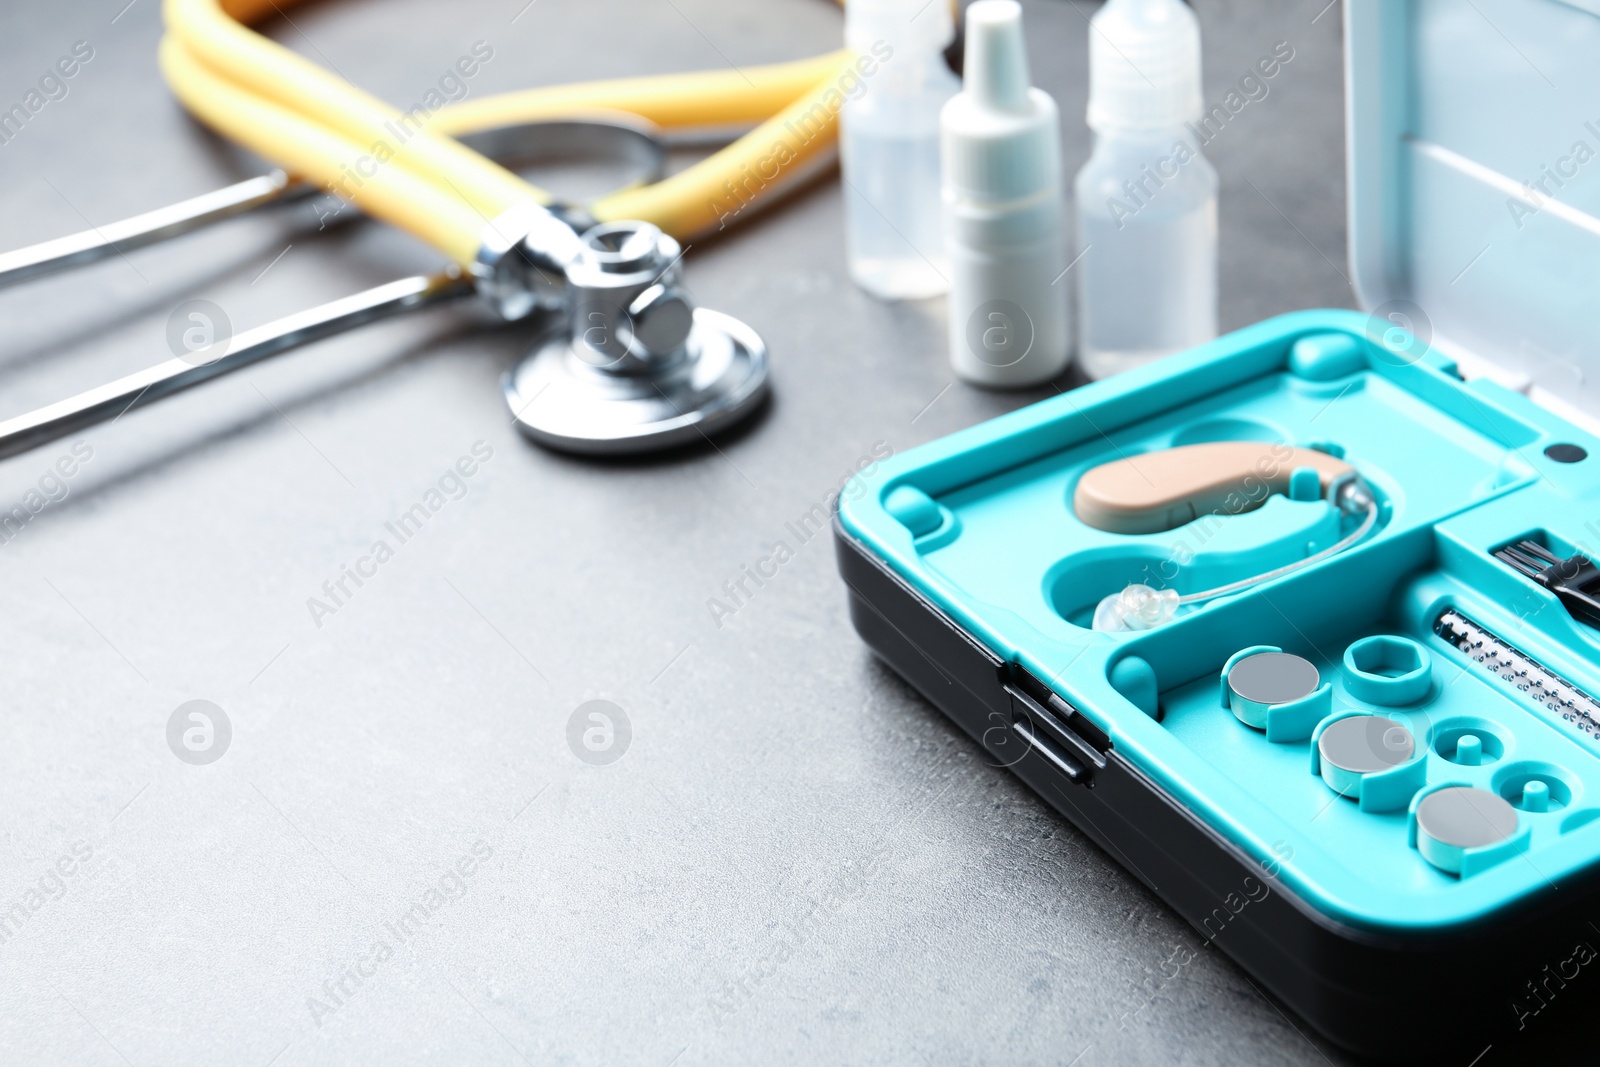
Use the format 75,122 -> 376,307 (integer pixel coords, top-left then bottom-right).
965,300 -> 1034,368
567,700 -> 631,766
166,700 -> 232,765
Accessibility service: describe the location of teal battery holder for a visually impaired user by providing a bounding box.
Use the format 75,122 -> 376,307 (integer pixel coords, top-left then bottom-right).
1221,646 -> 1330,741
833,2 -> 1600,1059
1310,709 -> 1428,811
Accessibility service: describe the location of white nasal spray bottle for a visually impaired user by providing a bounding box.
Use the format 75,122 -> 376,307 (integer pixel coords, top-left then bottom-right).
940,0 -> 1069,388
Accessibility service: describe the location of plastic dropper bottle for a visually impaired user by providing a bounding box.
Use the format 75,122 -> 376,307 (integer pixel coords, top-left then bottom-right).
1075,0 -> 1217,379
840,0 -> 960,300
940,0 -> 1069,387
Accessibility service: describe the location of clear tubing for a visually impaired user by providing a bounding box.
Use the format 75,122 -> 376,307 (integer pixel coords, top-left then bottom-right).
1178,502 -> 1378,604
1093,502 -> 1378,632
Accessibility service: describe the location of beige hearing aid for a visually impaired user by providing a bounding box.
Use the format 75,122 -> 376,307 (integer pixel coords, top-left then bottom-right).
1073,442 -> 1355,534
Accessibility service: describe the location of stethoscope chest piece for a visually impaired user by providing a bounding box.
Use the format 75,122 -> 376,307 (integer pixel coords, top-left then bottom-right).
505,308 -> 767,455
502,220 -> 768,455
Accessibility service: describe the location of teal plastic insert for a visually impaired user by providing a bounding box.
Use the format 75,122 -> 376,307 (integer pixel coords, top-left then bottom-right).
838,310 -> 1600,934
1342,635 -> 1433,706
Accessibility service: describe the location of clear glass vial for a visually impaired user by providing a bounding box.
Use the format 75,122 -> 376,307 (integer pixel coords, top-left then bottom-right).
840,0 -> 961,300
1074,0 -> 1217,379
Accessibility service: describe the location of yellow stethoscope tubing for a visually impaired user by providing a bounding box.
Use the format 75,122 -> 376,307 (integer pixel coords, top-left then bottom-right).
161,0 -> 850,263
435,56 -> 853,239
159,37 -> 487,263
165,0 -> 543,221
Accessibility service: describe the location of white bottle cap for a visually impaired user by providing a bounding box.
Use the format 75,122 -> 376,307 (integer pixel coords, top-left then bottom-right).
846,0 -> 954,56
939,0 -> 1061,203
1086,0 -> 1202,134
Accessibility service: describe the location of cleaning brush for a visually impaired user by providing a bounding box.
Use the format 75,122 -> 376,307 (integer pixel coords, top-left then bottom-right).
1493,539 -> 1600,627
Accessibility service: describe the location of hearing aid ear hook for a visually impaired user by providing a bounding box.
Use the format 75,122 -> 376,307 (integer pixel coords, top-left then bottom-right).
1079,442 -> 1380,632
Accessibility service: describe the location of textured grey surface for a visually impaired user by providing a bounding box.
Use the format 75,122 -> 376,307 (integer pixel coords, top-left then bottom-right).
0,1 -> 1491,1064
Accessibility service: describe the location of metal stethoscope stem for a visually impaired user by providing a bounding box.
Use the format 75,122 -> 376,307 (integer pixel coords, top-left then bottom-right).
0,117 -> 768,460
0,171 -> 311,292
0,270 -> 473,462
0,118 -> 667,292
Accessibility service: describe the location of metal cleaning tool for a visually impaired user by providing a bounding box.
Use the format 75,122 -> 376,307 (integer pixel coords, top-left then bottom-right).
1434,608 -> 1600,745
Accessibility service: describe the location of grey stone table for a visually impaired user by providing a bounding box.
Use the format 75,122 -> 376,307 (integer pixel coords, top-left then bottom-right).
0,1 -> 1577,1064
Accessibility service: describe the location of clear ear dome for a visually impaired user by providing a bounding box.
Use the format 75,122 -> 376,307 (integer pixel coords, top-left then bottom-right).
1093,583 -> 1179,632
